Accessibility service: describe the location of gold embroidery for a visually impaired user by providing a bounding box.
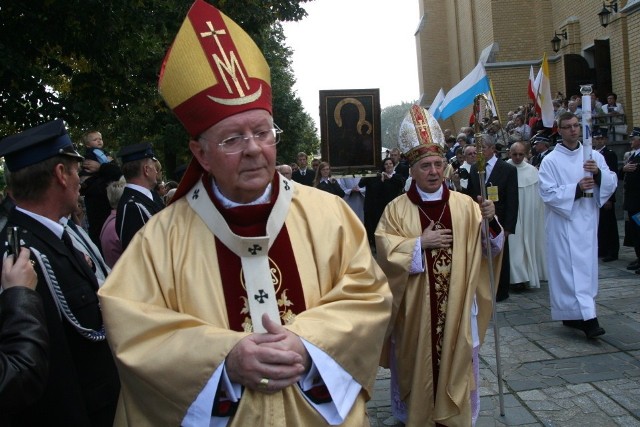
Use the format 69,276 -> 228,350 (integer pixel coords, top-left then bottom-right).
239,259 -> 296,332
430,246 -> 452,366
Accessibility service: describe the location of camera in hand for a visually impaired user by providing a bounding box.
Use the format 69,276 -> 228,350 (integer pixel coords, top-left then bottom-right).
6,226 -> 21,256
458,168 -> 469,180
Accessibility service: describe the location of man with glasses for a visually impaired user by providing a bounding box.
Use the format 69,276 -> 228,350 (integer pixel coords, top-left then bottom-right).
539,112 -> 617,339
115,143 -> 164,250
507,142 -> 547,289
98,1 -> 391,425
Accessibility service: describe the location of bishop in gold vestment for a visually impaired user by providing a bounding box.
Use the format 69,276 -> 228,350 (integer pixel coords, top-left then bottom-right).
375,106 -> 503,426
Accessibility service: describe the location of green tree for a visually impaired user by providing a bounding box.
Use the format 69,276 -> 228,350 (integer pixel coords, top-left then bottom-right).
381,101 -> 415,149
0,0 -> 317,178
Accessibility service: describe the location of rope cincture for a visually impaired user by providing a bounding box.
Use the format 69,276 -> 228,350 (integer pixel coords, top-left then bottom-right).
29,246 -> 106,342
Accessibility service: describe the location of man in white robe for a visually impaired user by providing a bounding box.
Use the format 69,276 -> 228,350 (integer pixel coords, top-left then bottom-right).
538,112 -> 617,338
507,142 -> 547,288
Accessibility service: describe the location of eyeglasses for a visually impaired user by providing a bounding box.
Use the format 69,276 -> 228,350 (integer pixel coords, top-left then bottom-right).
560,124 -> 581,130
200,124 -> 282,155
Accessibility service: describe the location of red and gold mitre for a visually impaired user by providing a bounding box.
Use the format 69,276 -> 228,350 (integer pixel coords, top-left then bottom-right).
158,0 -> 272,137
397,105 -> 445,166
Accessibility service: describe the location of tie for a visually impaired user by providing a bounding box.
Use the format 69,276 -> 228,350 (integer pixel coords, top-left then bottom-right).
301,170 -> 305,176
62,230 -> 93,274
485,164 -> 492,183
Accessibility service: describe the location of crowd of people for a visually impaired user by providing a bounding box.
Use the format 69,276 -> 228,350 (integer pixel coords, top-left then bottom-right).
0,1 -> 638,426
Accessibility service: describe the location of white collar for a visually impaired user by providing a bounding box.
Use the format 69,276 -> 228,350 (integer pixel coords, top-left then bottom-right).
417,184 -> 444,201
125,183 -> 154,201
212,178 -> 272,209
15,206 -> 65,239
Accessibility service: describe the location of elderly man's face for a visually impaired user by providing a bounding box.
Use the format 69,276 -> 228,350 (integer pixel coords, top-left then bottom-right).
189,109 -> 276,204
509,143 -> 527,165
411,155 -> 445,194
481,140 -> 496,159
279,165 -> 292,179
464,147 -> 477,165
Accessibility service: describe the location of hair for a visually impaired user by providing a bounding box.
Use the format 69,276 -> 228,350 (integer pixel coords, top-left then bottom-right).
106,176 -> 126,209
556,111 -> 578,128
463,145 -> 477,156
607,93 -> 617,101
276,164 -> 292,174
312,161 -> 331,187
164,180 -> 178,191
297,152 -> 308,159
121,158 -> 152,180
81,130 -> 101,146
478,133 -> 496,147
164,188 -> 177,205
9,156 -> 78,202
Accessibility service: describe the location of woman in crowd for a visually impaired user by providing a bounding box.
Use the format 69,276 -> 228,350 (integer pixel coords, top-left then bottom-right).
313,162 -> 345,197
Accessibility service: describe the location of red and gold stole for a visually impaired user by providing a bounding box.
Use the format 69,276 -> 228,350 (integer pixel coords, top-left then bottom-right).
203,174 -> 307,332
406,182 -> 453,396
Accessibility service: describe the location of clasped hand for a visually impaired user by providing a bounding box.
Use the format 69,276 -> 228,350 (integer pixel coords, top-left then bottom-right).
225,314 -> 310,394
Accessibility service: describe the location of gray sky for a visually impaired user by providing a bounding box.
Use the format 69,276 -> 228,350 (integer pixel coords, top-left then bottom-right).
282,0 -> 420,131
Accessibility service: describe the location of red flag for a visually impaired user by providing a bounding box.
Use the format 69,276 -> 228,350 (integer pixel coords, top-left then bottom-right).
529,66 -> 542,114
528,66 -> 536,101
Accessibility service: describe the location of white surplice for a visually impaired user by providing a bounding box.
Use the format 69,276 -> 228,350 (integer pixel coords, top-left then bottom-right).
538,143 -> 617,320
507,160 -> 547,288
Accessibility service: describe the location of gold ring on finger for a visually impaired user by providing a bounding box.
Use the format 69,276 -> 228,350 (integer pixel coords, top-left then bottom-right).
259,378 -> 269,389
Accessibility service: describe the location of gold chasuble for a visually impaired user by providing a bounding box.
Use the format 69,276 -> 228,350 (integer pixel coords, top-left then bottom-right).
375,184 -> 502,427
98,173 -> 391,426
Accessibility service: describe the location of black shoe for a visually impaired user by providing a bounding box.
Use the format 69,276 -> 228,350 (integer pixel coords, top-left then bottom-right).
496,294 -> 509,302
602,256 -> 618,262
583,318 -> 605,339
562,320 -> 584,330
627,260 -> 640,270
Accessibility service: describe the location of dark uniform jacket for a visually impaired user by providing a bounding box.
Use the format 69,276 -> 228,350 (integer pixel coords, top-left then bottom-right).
1,209 -> 119,427
115,186 -> 164,250
624,151 -> 640,213
466,157 -> 519,234
0,287 -> 49,427
599,146 -> 618,203
292,168 -> 316,186
316,179 -> 346,197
